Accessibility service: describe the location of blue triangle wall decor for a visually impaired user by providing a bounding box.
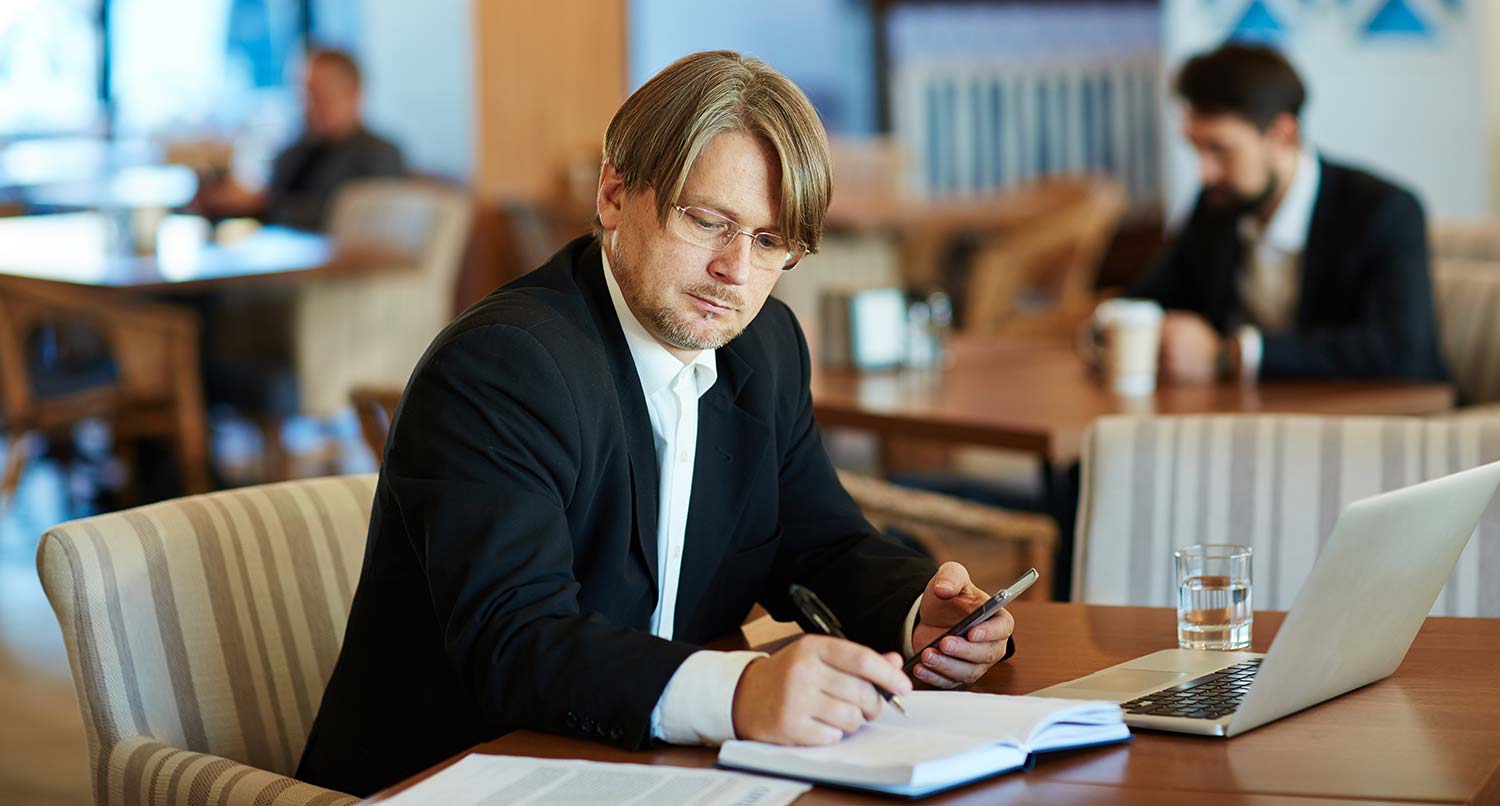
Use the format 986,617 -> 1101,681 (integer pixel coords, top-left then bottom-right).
1364,0 -> 1433,36
1229,0 -> 1287,44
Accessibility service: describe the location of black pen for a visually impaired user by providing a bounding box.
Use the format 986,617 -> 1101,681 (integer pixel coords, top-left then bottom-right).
788,584 -> 909,717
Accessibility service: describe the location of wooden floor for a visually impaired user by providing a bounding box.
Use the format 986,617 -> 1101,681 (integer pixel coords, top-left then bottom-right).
0,457 -> 92,806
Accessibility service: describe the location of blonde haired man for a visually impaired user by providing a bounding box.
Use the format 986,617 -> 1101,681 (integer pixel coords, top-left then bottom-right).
299,51 -> 1014,796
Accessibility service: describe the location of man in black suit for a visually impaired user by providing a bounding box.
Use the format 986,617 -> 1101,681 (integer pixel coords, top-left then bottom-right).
194,47 -> 404,231
297,51 -> 1016,796
1131,43 -> 1446,382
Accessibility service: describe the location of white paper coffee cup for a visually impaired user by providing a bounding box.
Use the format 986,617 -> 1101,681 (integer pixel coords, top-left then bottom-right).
1094,298 -> 1163,396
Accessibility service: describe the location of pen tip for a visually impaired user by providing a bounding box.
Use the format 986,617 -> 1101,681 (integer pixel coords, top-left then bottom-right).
891,695 -> 909,717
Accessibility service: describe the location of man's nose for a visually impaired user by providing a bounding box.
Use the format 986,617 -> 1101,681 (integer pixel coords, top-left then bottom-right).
1198,158 -> 1224,187
709,232 -> 754,285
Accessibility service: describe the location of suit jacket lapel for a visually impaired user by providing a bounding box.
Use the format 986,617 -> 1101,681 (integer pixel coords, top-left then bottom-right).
573,245 -> 662,589
1296,159 -> 1338,328
674,343 -> 771,628
1206,208 -> 1246,331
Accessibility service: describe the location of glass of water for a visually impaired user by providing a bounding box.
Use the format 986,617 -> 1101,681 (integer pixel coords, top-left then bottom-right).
1174,544 -> 1253,650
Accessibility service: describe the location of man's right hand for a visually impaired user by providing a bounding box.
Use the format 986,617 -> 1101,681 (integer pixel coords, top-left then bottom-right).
730,635 -> 912,745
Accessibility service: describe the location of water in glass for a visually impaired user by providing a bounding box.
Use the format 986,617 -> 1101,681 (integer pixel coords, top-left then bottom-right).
1177,573 -> 1252,650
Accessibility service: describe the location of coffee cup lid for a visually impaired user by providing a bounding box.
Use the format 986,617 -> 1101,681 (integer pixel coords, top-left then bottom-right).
1096,298 -> 1163,326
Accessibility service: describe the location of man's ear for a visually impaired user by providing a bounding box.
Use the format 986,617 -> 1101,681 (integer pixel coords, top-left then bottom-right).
1267,112 -> 1300,150
597,161 -> 626,233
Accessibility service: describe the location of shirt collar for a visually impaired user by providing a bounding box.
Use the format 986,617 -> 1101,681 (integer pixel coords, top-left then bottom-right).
1241,148 -> 1321,253
601,243 -> 718,399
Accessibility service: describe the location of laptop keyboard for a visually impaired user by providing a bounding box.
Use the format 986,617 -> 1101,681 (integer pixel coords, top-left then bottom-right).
1120,658 -> 1262,721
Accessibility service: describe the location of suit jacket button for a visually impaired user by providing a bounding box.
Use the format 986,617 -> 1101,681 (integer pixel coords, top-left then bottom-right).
610,727 -> 624,740
581,718 -> 595,732
565,712 -> 578,728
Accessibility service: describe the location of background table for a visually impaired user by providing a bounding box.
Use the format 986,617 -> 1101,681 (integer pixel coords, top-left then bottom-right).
811,338 -> 1457,467
364,602 -> 1500,805
0,212 -> 411,292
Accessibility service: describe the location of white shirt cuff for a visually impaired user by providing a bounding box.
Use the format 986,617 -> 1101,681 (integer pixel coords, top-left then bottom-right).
901,594 -> 923,659
1237,326 -> 1262,381
649,650 -> 766,746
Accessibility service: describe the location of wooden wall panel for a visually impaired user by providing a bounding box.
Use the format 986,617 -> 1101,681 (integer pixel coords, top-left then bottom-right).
472,0 -> 628,202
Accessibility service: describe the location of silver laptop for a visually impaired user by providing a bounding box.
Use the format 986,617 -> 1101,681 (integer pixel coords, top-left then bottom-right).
1034,458 -> 1500,737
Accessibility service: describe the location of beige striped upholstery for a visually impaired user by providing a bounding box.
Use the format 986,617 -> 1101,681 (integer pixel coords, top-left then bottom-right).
1076,416 -> 1500,617
1433,259 -> 1500,406
36,475 -> 376,806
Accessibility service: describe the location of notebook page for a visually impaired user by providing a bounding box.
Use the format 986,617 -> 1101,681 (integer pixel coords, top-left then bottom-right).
876,691 -> 1122,748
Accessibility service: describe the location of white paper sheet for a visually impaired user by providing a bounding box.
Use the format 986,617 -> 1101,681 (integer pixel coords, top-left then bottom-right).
378,753 -> 810,806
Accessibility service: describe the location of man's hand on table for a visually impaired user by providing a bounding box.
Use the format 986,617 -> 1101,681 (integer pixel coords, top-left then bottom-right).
1160,311 -> 1230,383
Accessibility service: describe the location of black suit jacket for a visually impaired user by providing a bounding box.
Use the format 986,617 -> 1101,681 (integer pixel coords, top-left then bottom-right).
297,237 -> 937,796
1130,158 -> 1447,381
264,127 -> 405,231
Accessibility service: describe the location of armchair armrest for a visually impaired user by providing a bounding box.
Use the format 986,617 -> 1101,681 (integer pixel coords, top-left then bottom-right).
104,737 -> 356,806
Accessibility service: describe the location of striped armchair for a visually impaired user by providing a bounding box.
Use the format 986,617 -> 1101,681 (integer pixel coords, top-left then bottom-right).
1075,415 -> 1500,616
36,476 -> 376,806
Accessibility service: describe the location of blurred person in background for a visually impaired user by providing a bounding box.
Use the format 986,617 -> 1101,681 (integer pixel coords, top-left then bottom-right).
1130,42 -> 1447,384
193,46 -> 404,231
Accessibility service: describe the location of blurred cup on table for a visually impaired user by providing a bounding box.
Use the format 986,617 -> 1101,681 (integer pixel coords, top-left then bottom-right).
156,214 -> 211,279
1087,298 -> 1163,396
130,206 -> 169,255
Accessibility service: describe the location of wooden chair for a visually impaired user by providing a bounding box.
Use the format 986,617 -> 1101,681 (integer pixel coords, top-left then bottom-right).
0,277 -> 210,499
349,386 -> 1056,594
962,177 -> 1127,338
453,196 -> 580,313
830,136 -> 910,202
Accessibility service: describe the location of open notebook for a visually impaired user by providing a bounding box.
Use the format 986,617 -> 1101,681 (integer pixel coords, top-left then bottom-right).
716,691 -> 1129,798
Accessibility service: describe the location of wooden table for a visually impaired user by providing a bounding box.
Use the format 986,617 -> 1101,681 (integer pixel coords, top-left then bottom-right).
812,338 -> 1457,467
0,212 -> 410,292
365,602 -> 1500,805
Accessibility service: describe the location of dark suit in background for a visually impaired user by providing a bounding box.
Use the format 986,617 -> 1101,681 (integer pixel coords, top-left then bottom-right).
262,127 -> 405,231
296,236 -> 937,796
1130,158 -> 1447,381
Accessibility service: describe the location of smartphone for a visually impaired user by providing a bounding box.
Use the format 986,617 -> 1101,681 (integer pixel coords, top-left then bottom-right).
902,567 -> 1038,673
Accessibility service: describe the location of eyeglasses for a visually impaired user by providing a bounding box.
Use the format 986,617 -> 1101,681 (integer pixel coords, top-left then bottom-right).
668,204 -> 806,272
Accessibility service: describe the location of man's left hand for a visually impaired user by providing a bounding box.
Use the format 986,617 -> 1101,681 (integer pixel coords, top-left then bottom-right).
1159,311 -> 1224,383
909,562 -> 1014,688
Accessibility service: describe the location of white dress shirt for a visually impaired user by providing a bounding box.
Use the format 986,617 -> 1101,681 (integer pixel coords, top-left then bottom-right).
1235,149 -> 1321,378
602,247 -> 926,745
600,248 -> 765,745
